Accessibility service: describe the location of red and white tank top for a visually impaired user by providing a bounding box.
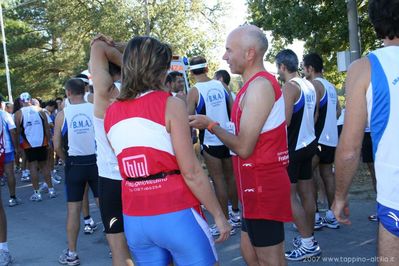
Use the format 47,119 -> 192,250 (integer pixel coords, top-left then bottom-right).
232,71 -> 289,167
231,71 -> 292,221
104,90 -> 199,216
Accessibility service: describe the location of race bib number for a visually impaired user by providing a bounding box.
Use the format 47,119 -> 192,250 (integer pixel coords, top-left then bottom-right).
226,122 -> 237,156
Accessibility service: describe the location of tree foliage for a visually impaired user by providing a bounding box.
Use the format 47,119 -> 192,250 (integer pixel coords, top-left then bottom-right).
247,0 -> 381,90
0,0 -> 226,99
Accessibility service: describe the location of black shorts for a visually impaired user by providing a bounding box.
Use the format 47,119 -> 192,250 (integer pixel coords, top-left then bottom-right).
98,176 -> 124,234
241,218 -> 284,247
337,125 -> 343,138
362,132 -> 374,163
25,146 -> 48,162
317,144 -> 336,164
201,145 -> 231,159
64,155 -> 99,202
288,141 -> 317,183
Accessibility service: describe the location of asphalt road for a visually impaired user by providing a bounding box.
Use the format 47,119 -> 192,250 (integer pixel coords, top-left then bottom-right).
1,167 -> 381,265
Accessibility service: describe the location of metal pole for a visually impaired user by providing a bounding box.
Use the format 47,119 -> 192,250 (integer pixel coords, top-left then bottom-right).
144,0 -> 150,35
347,0 -> 361,62
0,5 -> 13,102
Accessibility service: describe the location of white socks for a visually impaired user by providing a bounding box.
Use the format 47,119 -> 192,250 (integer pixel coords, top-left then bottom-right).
0,242 -> 9,252
301,236 -> 315,249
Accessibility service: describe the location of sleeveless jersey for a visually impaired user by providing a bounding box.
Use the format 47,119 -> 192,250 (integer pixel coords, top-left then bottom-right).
287,77 -> 317,152
20,106 -> 47,148
337,108 -> 345,126
62,103 -> 96,156
0,110 -> 16,153
366,46 -> 399,210
315,77 -> 338,147
104,90 -> 199,216
93,117 -> 122,180
231,71 -> 292,221
0,114 -> 4,176
195,80 -> 230,146
92,81 -> 122,180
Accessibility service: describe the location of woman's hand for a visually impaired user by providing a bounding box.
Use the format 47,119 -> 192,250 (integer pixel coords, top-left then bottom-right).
213,215 -> 231,243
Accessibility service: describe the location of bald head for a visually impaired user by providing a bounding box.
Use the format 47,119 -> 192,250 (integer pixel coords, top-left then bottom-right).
223,24 -> 268,75
230,25 -> 268,57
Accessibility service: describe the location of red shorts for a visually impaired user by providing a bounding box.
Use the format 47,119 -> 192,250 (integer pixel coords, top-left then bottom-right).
234,161 -> 292,222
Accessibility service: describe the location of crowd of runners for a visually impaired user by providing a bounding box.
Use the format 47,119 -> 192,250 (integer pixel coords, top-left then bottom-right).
0,0 -> 398,265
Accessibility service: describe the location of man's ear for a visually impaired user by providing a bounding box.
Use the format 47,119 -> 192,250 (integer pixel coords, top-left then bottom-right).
246,47 -> 256,63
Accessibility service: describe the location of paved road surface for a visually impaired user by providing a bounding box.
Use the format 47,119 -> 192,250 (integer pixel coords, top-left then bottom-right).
2,167 -> 381,265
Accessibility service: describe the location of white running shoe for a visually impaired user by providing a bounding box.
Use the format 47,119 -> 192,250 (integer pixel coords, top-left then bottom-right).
8,197 -> 22,207
30,192 -> 42,202
49,190 -> 57,199
39,182 -> 49,193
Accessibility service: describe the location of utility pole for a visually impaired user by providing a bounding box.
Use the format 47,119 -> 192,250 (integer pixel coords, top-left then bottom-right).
0,5 -> 13,102
144,0 -> 150,35
347,0 -> 361,62
0,0 -> 39,102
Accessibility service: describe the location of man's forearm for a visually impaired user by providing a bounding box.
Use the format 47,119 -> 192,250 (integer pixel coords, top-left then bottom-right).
334,147 -> 361,200
212,125 -> 240,156
55,147 -> 66,162
10,131 -> 18,153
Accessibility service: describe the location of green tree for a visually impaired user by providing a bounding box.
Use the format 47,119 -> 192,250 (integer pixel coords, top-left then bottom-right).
1,0 -> 226,99
247,0 -> 381,89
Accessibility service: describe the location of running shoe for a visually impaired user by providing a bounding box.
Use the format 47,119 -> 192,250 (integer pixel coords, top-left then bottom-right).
368,214 -> 378,222
84,223 -> 98,235
14,166 -> 21,174
39,182 -> 49,193
58,249 -> 80,266
8,197 -> 22,207
52,176 -> 61,185
21,170 -> 31,182
52,170 -> 63,182
285,241 -> 321,261
0,249 -> 13,266
314,217 -> 323,230
30,192 -> 42,202
229,210 -> 241,227
49,190 -> 58,199
322,216 -> 340,229
20,176 -> 30,182
292,235 -> 302,248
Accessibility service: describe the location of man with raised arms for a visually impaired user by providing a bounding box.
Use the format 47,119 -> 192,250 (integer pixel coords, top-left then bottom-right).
90,37 -> 133,266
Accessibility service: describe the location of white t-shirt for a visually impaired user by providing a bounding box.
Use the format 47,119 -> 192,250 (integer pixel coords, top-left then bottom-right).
0,110 -> 16,153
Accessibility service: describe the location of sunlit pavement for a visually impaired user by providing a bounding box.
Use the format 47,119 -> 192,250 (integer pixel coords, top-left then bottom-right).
3,167 -> 378,265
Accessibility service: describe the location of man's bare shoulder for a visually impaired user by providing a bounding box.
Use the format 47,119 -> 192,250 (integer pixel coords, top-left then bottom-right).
284,79 -> 300,91
242,76 -> 275,110
310,79 -> 323,90
346,57 -> 371,93
347,57 -> 370,78
246,76 -> 273,95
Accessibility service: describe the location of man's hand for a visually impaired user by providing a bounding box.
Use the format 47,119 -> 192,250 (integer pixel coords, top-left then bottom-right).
188,115 -> 213,130
332,197 -> 351,225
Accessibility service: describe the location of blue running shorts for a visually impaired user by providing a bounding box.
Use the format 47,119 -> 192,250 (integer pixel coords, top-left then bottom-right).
4,152 -> 14,164
378,203 -> 399,237
124,208 -> 217,266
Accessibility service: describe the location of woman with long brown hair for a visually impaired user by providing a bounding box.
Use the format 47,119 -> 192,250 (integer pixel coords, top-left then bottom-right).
104,36 -> 230,265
